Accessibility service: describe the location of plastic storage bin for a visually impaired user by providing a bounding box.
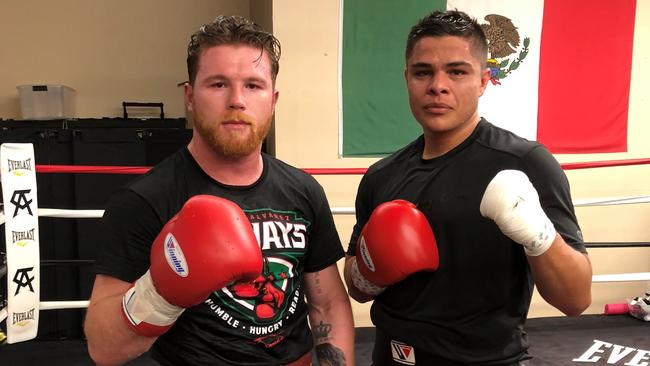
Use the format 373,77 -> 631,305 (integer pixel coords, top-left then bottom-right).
16,84 -> 76,120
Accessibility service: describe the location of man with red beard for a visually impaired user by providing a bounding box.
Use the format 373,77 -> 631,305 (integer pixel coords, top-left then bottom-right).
84,15 -> 354,366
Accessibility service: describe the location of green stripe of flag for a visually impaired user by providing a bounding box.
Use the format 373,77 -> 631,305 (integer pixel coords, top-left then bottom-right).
341,0 -> 446,156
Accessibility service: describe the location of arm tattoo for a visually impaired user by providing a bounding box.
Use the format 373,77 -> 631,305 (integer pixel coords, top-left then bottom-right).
313,321 -> 346,365
313,271 -> 323,295
315,343 -> 346,366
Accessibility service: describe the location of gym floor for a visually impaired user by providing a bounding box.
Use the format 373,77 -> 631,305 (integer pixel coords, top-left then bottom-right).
0,315 -> 648,365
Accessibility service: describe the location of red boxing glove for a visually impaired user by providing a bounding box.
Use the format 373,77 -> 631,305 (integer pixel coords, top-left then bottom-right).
122,195 -> 262,337
351,200 -> 439,296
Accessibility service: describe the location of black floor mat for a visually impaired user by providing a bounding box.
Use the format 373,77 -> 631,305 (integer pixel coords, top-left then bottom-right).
0,315 -> 647,365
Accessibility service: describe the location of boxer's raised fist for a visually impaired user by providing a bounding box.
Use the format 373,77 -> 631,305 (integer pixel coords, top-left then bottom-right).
122,195 -> 262,337
351,200 -> 439,296
480,170 -> 556,256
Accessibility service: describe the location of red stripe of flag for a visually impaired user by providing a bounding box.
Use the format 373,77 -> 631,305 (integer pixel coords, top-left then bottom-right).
537,0 -> 636,153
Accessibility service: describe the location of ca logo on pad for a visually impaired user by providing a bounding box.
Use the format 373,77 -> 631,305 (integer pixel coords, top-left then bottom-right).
391,340 -> 416,365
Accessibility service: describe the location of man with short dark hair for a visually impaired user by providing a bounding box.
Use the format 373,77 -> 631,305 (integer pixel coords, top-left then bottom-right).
344,10 -> 592,365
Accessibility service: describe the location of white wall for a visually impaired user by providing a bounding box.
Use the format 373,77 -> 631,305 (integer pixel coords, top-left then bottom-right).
0,0 -> 249,119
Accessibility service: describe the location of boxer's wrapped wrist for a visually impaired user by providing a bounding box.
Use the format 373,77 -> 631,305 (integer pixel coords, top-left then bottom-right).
493,200 -> 556,256
519,218 -> 556,256
122,270 -> 185,335
480,170 -> 556,256
350,258 -> 385,296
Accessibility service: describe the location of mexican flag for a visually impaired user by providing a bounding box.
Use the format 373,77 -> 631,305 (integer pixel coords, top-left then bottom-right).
341,0 -> 636,156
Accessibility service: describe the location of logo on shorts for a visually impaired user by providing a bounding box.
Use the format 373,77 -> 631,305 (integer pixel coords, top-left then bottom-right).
164,233 -> 188,277
391,340 -> 416,365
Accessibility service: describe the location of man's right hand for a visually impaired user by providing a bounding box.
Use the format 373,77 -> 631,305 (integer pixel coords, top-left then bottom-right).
122,195 -> 262,337
480,170 -> 557,256
350,200 -> 439,296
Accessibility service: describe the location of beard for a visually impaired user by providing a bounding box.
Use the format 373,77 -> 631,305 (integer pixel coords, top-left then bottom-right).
193,111 -> 271,158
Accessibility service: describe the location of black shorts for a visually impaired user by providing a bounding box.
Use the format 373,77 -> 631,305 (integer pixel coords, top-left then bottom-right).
371,328 -> 529,366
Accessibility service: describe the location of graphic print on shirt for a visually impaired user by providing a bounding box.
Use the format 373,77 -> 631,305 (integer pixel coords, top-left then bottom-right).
208,208 -> 310,347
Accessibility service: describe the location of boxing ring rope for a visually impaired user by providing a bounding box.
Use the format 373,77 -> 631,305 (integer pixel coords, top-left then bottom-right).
23,157 -> 650,216
28,157 -> 650,175
2,158 -> 650,326
0,209 -> 104,225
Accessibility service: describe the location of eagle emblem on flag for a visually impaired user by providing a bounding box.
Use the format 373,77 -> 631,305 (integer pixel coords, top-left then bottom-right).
481,14 -> 530,85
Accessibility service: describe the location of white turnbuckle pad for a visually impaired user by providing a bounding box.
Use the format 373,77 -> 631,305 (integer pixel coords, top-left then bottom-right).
1,143 -> 40,343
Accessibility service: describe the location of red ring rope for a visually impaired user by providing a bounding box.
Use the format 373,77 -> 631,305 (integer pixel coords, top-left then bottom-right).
35,165 -> 150,174
560,158 -> 650,170
33,158 -> 650,175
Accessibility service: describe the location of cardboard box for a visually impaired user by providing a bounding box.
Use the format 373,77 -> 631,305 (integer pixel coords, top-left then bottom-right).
17,85 -> 76,120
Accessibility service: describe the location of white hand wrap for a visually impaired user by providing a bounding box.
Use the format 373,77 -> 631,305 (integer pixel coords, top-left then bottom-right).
480,170 -> 556,256
122,270 -> 185,329
350,258 -> 385,296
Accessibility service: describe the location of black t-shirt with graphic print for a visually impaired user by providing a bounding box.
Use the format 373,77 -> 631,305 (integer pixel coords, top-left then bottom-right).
94,147 -> 344,366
